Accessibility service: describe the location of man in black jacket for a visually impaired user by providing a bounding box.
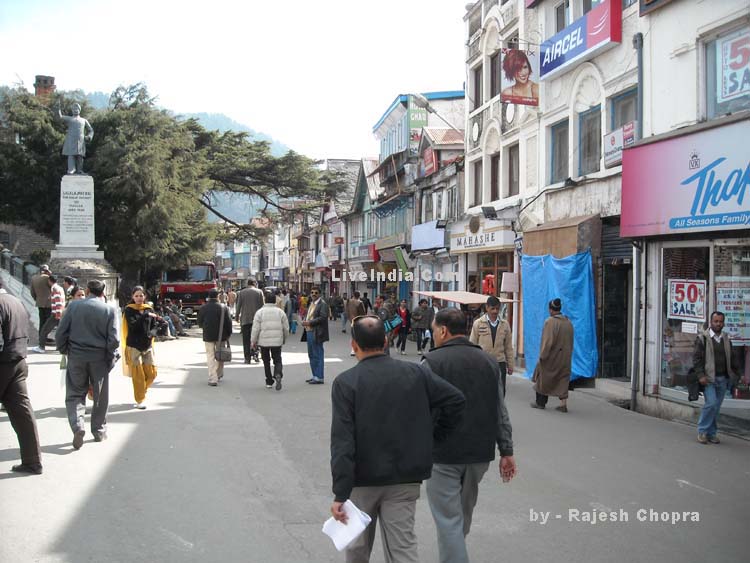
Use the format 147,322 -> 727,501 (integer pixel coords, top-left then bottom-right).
301,287 -> 329,384
330,316 -> 465,563
423,307 -> 516,563
198,290 -> 233,386
0,281 -> 42,474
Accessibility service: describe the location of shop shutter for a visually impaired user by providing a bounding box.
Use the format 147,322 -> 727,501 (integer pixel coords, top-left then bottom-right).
602,223 -> 632,262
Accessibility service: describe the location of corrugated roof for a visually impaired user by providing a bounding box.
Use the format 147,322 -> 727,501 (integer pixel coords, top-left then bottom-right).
423,127 -> 465,147
362,158 -> 384,202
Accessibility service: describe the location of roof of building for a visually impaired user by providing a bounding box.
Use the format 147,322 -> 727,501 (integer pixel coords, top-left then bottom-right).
422,127 -> 465,147
372,91 -> 465,133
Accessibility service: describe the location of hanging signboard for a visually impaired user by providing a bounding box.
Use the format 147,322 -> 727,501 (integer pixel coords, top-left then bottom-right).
715,276 -> 750,345
540,0 -> 622,81
603,121 -> 637,167
717,27 -> 750,105
667,279 -> 706,322
501,49 -> 539,106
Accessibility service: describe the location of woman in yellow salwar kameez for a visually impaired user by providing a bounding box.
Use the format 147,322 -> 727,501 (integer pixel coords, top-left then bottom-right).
122,287 -> 159,409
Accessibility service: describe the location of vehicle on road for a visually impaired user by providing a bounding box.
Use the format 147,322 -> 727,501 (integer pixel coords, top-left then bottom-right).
158,262 -> 218,316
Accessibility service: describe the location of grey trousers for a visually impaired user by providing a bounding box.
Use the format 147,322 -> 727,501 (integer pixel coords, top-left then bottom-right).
65,356 -> 111,436
0,359 -> 41,465
346,483 -> 421,563
425,462 -> 490,563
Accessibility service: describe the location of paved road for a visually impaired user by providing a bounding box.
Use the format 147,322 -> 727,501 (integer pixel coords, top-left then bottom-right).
2,321 -> 748,562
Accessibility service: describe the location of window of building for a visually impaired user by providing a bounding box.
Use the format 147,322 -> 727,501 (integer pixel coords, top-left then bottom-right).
490,153 -> 500,201
490,51 -> 501,99
579,105 -> 601,175
611,88 -> 637,130
623,0 -> 637,7
473,160 -> 483,206
508,144 -> 520,197
473,64 -> 483,110
446,186 -> 457,220
435,190 -> 444,220
583,0 -> 603,14
424,192 -> 433,222
555,0 -> 571,33
705,25 -> 750,120
550,120 -> 569,183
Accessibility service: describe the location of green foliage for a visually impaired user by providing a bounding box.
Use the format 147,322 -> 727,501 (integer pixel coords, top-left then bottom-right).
0,82 -> 339,282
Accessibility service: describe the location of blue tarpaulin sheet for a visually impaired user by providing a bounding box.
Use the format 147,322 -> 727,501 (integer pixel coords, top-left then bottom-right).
521,250 -> 598,381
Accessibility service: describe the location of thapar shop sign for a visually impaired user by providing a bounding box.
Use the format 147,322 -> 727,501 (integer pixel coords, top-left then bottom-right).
540,0 -> 622,81
621,118 -> 750,237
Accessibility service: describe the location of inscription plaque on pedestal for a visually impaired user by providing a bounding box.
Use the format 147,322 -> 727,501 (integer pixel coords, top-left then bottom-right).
50,174 -> 104,259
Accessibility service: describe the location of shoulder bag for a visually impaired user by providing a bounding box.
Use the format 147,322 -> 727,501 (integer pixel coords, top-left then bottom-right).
214,305 -> 232,363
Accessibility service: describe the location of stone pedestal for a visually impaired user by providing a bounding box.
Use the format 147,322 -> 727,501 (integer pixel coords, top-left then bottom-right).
50,174 -> 104,259
49,175 -> 119,303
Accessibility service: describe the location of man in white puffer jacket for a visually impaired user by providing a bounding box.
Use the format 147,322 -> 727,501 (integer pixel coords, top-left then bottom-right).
251,291 -> 290,390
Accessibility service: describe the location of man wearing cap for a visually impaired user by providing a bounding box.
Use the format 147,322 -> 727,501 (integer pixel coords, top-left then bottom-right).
0,278 -> 43,474
34,274 -> 66,354
55,279 -> 120,448
29,264 -> 52,353
531,297 -> 574,413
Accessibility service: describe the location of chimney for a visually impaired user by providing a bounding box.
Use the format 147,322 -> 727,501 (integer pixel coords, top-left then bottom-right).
34,75 -> 56,99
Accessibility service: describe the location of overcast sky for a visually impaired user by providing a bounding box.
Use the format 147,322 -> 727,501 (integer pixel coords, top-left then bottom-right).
0,0 -> 468,159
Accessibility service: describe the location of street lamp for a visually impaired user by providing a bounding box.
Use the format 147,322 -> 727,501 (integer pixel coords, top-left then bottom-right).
411,93 -> 463,134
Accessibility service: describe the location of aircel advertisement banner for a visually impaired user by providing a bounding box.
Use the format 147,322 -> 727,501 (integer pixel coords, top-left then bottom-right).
620,118 -> 750,237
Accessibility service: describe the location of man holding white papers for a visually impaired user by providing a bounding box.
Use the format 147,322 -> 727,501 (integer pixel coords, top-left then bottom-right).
330,316 -> 465,563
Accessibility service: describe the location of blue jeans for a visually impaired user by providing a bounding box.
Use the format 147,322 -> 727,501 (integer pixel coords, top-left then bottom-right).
306,331 -> 324,381
341,312 -> 347,332
697,376 -> 728,437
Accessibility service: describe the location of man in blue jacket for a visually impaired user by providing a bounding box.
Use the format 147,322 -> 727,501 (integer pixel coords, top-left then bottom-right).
423,307 -> 516,563
330,316 -> 465,563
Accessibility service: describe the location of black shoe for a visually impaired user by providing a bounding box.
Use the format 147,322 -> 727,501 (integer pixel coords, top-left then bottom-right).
72,430 -> 85,450
305,378 -> 315,383
244,359 -> 252,364
275,374 -> 282,391
308,378 -> 324,385
11,463 -> 43,475
530,402 -> 545,410
93,432 -> 108,442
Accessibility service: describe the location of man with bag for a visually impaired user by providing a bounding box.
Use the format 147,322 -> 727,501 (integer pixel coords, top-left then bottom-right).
251,291 -> 290,390
198,289 -> 233,387
692,311 -> 741,444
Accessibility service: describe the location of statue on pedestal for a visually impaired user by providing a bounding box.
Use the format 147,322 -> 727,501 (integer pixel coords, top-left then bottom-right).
58,103 -> 94,175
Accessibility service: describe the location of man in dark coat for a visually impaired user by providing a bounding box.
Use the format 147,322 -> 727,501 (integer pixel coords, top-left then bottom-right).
301,286 -> 329,384
330,316 -> 465,563
55,280 -> 119,448
198,289 -> 233,386
0,280 -> 42,474
423,307 -> 515,563
235,280 -> 264,364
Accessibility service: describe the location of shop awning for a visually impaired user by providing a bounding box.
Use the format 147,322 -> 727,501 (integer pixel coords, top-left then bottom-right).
414,290 -> 516,305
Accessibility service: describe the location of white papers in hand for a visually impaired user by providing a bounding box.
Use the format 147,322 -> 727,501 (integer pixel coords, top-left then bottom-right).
322,500 -> 372,551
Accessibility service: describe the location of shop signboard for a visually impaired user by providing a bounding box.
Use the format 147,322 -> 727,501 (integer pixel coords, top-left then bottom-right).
621,118 -> 750,237
450,217 -> 515,253
717,27 -> 750,105
715,276 -> 750,345
603,121 -> 637,167
423,147 -> 437,177
540,0 -> 622,81
667,279 -> 706,322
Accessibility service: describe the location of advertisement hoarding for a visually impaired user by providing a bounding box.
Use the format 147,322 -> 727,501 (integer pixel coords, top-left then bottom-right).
717,27 -> 750,105
667,279 -> 706,322
501,49 -> 539,106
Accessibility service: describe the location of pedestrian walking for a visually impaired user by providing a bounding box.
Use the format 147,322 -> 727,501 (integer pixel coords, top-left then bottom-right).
55,280 -> 120,449
122,286 -> 160,409
29,264 -> 52,353
197,289 -> 233,386
301,287 -> 328,384
411,298 -> 434,355
345,292 -> 366,355
469,295 -> 514,396
251,290 -> 290,390
235,279 -> 264,364
330,315 -> 465,563
0,279 -> 43,475
396,299 -> 411,355
34,274 -> 66,353
361,292 -> 372,314
422,307 -> 516,563
531,298 -> 574,412
692,311 -> 741,444
227,287 -> 237,315
330,292 -> 344,322
340,293 -> 349,333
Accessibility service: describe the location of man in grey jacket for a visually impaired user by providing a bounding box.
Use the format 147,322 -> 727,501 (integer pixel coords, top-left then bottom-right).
423,308 -> 516,563
235,279 -> 264,364
55,280 -> 119,449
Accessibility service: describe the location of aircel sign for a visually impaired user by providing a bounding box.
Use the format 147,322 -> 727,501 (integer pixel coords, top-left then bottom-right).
540,0 -> 622,81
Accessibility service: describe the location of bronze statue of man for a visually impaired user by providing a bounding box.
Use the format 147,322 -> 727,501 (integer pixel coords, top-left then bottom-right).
58,103 -> 94,175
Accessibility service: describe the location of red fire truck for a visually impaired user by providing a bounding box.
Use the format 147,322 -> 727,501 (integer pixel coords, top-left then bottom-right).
158,262 -> 218,316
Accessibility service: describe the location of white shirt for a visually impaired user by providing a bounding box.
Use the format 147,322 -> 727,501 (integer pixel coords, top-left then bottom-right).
709,328 -> 722,344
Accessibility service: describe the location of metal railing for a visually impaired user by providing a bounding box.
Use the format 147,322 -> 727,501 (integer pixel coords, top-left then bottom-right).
0,248 -> 39,287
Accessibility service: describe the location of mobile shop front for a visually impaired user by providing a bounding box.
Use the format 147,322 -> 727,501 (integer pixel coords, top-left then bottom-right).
621,114 -> 750,407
